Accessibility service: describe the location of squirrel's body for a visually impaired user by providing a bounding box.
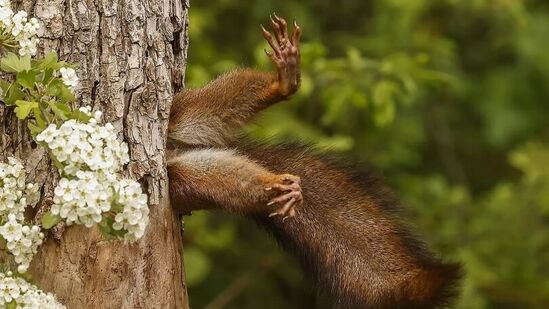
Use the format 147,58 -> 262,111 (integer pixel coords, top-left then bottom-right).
168,15 -> 461,308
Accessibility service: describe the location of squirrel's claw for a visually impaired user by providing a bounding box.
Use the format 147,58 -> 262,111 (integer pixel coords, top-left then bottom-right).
268,190 -> 301,205
269,197 -> 297,219
260,14 -> 301,97
291,20 -> 301,47
267,174 -> 303,220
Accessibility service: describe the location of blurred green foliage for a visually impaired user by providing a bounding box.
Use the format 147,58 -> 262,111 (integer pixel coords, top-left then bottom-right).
182,0 -> 549,308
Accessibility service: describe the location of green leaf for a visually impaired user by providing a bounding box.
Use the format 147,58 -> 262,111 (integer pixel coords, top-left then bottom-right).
41,212 -> 61,229
58,84 -> 76,103
28,122 -> 43,137
70,110 -> 92,123
16,70 -> 37,89
98,219 -> 114,239
98,217 -> 127,240
110,197 -> 123,213
46,79 -> 62,96
6,301 -> 16,309
0,52 -> 31,73
14,100 -> 39,119
110,225 -> 127,238
35,52 -> 71,74
33,107 -> 47,128
3,84 -> 24,105
37,51 -> 59,70
50,102 -> 70,120
47,79 -> 75,103
0,79 -> 10,93
38,68 -> 55,85
15,270 -> 33,281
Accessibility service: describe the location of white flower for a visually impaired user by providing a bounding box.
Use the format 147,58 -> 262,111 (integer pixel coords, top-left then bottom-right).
36,113 -> 149,242
24,183 -> 40,207
0,156 -> 47,273
111,179 -> 149,242
36,124 -> 58,143
23,17 -> 39,36
10,10 -> 27,37
52,173 -> 113,226
0,3 -> 41,56
0,214 -> 22,242
0,6 -> 13,27
0,214 -> 43,272
18,36 -> 39,56
0,157 -> 38,220
93,110 -> 103,121
0,272 -> 65,308
54,178 -> 75,202
79,105 -> 91,114
59,67 -> 78,91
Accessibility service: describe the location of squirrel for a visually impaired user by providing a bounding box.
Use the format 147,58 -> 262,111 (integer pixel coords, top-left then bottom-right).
167,14 -> 461,309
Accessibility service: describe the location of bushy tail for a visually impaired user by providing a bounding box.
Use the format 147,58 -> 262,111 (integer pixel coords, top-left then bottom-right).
399,262 -> 462,308
241,142 -> 462,308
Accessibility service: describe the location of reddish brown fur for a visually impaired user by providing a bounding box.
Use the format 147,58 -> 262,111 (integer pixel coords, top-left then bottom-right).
167,16 -> 461,308
168,148 -> 291,215
169,69 -> 281,147
167,143 -> 462,308
241,143 -> 461,308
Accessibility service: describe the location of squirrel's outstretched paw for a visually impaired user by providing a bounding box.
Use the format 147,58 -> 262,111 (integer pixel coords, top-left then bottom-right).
260,14 -> 301,97
266,174 -> 303,220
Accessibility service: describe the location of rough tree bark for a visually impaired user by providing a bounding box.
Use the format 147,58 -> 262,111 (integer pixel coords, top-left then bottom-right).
0,0 -> 189,308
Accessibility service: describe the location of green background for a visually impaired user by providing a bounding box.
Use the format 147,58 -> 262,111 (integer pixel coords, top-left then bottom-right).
182,0 -> 549,308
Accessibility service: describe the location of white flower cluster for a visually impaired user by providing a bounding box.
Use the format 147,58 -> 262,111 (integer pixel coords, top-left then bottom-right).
112,180 -> 149,242
0,158 -> 43,273
0,157 -> 40,221
0,1 -> 40,56
0,214 -> 43,273
0,272 -> 65,308
59,67 -> 78,91
37,112 -> 129,176
51,174 -> 112,228
36,107 -> 149,242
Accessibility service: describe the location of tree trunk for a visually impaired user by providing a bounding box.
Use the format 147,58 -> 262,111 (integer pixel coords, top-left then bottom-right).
0,0 -> 189,308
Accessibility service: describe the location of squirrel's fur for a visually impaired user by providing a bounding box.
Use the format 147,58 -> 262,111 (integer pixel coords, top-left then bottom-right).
243,143 -> 461,308
167,15 -> 461,308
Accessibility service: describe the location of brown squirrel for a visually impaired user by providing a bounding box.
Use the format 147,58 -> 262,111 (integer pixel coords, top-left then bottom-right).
167,14 -> 461,308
